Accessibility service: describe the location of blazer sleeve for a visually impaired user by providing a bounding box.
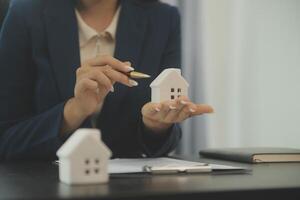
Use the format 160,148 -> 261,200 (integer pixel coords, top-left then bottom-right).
0,2 -> 66,160
137,6 -> 182,157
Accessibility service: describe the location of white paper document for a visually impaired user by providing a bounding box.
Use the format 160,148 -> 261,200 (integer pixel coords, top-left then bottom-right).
108,157 -> 246,174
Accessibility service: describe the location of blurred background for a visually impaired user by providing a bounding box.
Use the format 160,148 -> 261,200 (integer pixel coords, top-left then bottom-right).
0,0 -> 299,157
162,0 -> 300,157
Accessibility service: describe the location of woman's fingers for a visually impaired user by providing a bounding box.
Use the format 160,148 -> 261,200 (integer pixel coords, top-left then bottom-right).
75,78 -> 103,102
76,78 -> 98,94
190,104 -> 214,116
101,66 -> 138,87
175,96 -> 190,111
141,102 -> 162,118
161,100 -> 179,123
86,55 -> 134,73
143,96 -> 192,123
72,56 -> 135,118
80,70 -> 113,92
176,102 -> 196,122
155,95 -> 214,123
78,57 -> 138,88
142,98 -> 214,132
155,100 -> 176,121
79,66 -> 138,90
145,100 -> 179,123
123,61 -> 132,66
174,103 -> 214,122
163,96 -> 190,122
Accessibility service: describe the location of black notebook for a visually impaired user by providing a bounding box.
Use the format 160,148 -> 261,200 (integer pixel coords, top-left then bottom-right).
199,147 -> 300,163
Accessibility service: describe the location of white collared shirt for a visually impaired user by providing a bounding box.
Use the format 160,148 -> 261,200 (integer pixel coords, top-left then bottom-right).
75,7 -> 121,64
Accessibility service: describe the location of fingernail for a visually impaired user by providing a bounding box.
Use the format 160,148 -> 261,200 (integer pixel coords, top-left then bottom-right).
189,108 -> 196,113
180,100 -> 187,105
155,107 -> 161,112
110,86 -> 114,92
169,105 -> 177,110
125,65 -> 135,72
129,79 -> 138,86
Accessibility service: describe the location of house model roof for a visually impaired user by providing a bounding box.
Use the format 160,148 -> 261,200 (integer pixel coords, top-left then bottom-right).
56,129 -> 111,158
150,68 -> 189,87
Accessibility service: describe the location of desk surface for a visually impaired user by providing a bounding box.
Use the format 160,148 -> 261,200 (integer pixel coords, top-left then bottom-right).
1,157 -> 300,200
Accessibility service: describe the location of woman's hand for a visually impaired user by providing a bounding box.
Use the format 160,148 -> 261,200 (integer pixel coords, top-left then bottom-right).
61,55 -> 138,134
73,56 -> 137,116
142,96 -> 214,133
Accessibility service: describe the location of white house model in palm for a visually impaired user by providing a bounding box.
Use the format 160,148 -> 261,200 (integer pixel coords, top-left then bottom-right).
150,68 -> 189,103
56,128 -> 112,185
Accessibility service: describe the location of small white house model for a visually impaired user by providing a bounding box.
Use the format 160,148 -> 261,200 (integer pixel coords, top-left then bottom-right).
56,128 -> 112,185
150,68 -> 189,103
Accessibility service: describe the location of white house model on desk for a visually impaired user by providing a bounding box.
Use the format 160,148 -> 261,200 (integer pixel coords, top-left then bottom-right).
56,128 -> 112,185
150,68 -> 189,103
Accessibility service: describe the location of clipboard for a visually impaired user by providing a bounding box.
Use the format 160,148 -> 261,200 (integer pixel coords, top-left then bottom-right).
143,164 -> 212,174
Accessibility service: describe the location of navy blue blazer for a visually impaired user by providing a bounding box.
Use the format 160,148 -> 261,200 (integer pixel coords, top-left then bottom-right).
0,0 -> 182,160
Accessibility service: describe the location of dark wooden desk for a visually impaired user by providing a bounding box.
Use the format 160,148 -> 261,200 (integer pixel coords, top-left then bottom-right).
1,157 -> 300,200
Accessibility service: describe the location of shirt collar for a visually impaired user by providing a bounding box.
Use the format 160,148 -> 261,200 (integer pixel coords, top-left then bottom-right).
75,6 -> 121,47
105,6 -> 120,40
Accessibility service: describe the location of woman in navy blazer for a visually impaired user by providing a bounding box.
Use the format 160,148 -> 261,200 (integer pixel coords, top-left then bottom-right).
0,0 -> 213,160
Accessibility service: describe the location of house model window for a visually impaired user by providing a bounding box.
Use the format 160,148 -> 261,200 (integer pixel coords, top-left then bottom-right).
150,68 -> 189,103
84,158 -> 101,175
170,87 -> 182,99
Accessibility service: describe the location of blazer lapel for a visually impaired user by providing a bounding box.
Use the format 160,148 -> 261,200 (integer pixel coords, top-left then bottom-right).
109,0 -> 148,102
43,0 -> 80,101
43,0 -> 147,104
114,1 -> 148,68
